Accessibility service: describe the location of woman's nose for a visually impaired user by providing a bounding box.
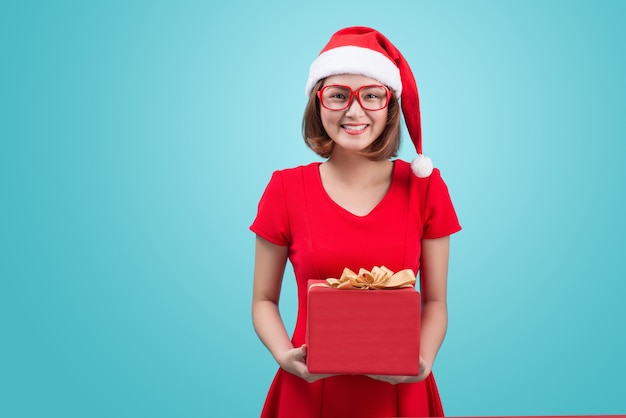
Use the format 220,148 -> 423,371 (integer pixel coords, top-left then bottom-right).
344,96 -> 365,116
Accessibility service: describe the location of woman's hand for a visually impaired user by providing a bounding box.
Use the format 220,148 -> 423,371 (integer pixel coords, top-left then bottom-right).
367,356 -> 432,385
275,344 -> 334,383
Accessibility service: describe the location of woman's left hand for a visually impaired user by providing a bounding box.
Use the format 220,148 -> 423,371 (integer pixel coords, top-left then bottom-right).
367,356 -> 431,385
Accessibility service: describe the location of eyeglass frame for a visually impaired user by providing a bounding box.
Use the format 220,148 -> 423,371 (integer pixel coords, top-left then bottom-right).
316,84 -> 392,111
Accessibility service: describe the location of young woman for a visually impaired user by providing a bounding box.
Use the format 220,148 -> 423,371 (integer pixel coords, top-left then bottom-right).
250,27 -> 461,417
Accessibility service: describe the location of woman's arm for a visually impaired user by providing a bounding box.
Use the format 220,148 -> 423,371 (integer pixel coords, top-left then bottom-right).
368,235 -> 451,384
252,235 -> 331,383
417,235 -> 451,375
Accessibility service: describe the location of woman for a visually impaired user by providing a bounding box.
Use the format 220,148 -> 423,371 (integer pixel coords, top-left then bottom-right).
250,26 -> 461,417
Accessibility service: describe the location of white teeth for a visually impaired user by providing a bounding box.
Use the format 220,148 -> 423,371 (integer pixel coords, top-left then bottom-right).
342,124 -> 367,131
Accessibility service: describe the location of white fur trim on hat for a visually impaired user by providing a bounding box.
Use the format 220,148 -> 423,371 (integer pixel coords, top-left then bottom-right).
305,46 -> 402,97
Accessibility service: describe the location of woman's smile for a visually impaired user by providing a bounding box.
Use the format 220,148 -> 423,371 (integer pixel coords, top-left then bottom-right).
341,123 -> 369,134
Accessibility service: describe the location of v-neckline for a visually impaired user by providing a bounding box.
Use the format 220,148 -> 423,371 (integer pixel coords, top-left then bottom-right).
314,160 -> 397,218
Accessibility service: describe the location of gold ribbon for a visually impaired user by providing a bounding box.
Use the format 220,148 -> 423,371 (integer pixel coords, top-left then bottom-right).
324,266 -> 416,290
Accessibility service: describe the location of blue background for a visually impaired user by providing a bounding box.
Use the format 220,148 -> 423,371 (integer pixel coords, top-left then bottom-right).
2,1 -> 625,416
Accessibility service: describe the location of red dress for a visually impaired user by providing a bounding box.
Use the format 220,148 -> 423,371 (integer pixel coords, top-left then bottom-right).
250,160 -> 461,417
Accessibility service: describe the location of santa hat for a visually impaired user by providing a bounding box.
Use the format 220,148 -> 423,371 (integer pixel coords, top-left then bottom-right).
305,26 -> 433,178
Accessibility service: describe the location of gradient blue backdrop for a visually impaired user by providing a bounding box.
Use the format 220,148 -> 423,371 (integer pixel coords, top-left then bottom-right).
2,1 -> 625,416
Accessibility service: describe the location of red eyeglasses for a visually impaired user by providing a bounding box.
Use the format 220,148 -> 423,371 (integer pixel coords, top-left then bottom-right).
317,84 -> 392,111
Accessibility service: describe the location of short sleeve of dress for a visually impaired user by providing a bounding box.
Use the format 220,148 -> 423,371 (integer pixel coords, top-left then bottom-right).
422,168 -> 462,239
250,171 -> 290,246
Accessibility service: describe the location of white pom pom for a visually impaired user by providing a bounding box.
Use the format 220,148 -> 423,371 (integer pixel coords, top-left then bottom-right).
411,154 -> 433,178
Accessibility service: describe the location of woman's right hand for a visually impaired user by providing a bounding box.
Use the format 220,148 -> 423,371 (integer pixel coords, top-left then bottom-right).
275,344 -> 333,383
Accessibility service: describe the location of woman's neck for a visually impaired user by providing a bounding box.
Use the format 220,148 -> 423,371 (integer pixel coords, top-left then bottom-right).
323,152 -> 393,187
319,152 -> 394,217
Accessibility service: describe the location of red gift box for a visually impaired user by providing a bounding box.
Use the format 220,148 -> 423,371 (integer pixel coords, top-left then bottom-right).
306,279 -> 421,376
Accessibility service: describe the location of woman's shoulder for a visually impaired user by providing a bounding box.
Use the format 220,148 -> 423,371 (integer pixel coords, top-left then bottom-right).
393,159 -> 443,185
269,162 -> 322,183
274,161 -> 321,175
258,162 -> 322,196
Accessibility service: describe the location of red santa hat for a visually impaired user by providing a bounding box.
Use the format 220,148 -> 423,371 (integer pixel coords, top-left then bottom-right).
305,26 -> 433,178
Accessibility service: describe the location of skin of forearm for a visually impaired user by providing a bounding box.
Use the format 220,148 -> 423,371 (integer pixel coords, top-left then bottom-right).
419,299 -> 448,366
252,299 -> 294,362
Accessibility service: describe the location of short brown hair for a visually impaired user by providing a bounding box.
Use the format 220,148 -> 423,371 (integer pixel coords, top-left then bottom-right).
302,79 -> 401,160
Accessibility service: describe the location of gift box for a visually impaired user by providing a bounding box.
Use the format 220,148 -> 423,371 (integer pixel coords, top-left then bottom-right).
306,274 -> 421,376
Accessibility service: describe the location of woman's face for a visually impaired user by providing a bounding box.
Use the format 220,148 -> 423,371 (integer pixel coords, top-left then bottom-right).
320,74 -> 389,157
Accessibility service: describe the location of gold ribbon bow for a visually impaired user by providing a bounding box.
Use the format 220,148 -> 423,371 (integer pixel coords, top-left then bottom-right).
325,266 -> 416,290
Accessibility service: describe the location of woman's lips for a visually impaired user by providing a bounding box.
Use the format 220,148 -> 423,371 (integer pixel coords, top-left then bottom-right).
341,124 -> 368,135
